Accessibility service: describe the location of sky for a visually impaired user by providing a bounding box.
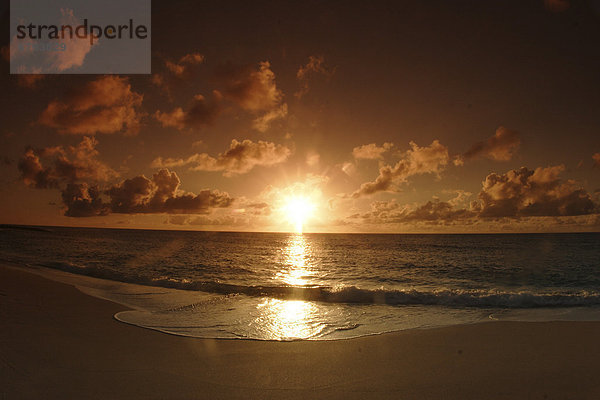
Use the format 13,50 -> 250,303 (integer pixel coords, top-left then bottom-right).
1,0 -> 599,233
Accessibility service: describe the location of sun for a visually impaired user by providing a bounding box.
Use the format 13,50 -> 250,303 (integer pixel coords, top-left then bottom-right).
283,196 -> 315,234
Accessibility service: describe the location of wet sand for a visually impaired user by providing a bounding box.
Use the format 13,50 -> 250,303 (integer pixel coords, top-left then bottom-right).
1,264 -> 599,399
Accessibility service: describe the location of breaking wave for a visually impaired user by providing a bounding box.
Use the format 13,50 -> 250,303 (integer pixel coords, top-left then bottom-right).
36,260 -> 600,308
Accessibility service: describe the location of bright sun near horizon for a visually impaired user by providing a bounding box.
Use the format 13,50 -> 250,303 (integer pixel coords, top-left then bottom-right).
283,196 -> 316,234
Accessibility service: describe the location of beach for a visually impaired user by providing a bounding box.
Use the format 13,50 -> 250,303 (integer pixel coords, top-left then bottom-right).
2,264 -> 600,399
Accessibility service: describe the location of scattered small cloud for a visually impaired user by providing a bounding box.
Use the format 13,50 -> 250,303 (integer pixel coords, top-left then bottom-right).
152,139 -> 292,176
352,142 -> 393,160
593,153 -> 600,168
458,126 -> 521,163
544,0 -> 570,13
295,55 -> 335,98
155,92 -> 222,130
16,74 -> 45,88
215,61 -> 287,131
352,140 -> 449,197
152,53 -> 205,94
10,9 -> 96,73
18,137 -> 118,189
39,76 -> 143,135
253,104 -> 288,132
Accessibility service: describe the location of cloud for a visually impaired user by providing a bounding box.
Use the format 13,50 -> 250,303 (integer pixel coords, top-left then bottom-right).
352,140 -> 449,197
163,53 -> 204,76
352,142 -> 393,160
166,214 -> 242,227
460,126 -> 521,163
155,92 -> 222,130
152,139 -> 291,176
352,164 -> 599,226
16,74 -> 45,88
106,169 -> 233,215
356,198 -> 476,225
476,165 -> 597,217
62,183 -> 109,217
252,104 -> 288,132
18,148 -> 59,189
152,53 -> 205,93
18,140 -> 232,217
216,61 -> 282,111
39,76 -> 143,135
593,153 -> 600,168
544,0 -> 570,13
295,55 -> 335,98
306,151 -> 320,167
18,137 -> 118,189
10,9 -> 95,73
215,61 -> 287,131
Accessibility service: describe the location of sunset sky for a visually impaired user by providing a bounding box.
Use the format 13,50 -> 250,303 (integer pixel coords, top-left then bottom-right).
1,0 -> 599,233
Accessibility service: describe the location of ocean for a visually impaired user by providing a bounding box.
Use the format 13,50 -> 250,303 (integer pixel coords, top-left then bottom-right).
1,226 -> 599,340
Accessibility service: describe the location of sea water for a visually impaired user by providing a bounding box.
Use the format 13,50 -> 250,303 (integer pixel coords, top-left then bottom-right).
1,226 -> 599,340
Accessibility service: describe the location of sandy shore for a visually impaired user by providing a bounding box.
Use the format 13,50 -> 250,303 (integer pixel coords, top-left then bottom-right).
1,264 -> 600,399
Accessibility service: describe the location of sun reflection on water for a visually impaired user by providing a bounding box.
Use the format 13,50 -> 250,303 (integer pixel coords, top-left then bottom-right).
255,234 -> 322,340
255,298 -> 321,340
274,234 -> 315,287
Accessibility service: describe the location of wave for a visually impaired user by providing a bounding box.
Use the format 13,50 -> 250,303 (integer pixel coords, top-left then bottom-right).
35,260 -> 600,308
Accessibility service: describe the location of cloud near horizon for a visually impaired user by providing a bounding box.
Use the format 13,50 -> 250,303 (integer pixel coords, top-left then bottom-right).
57,169 -> 233,217
352,165 -> 598,225
152,139 -> 292,176
352,140 -> 450,197
18,140 -> 232,217
105,169 -> 233,215
39,76 -> 143,135
475,165 -> 597,218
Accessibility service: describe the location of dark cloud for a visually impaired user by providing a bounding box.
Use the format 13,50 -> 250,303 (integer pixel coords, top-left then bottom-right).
353,165 -> 598,225
38,76 -> 143,135
459,126 -> 521,163
106,169 -> 233,214
352,140 -> 449,197
215,61 -> 287,131
152,139 -> 292,176
544,0 -> 570,13
155,92 -> 222,130
215,61 -> 282,111
18,148 -> 59,189
476,165 -> 597,217
62,183 -> 109,217
18,140 -> 232,217
295,55 -> 335,99
18,137 -> 117,189
355,198 -> 475,225
152,53 -> 205,93
16,75 -> 45,89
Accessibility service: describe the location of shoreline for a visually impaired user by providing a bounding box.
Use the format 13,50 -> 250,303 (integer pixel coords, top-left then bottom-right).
3,263 -> 600,398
